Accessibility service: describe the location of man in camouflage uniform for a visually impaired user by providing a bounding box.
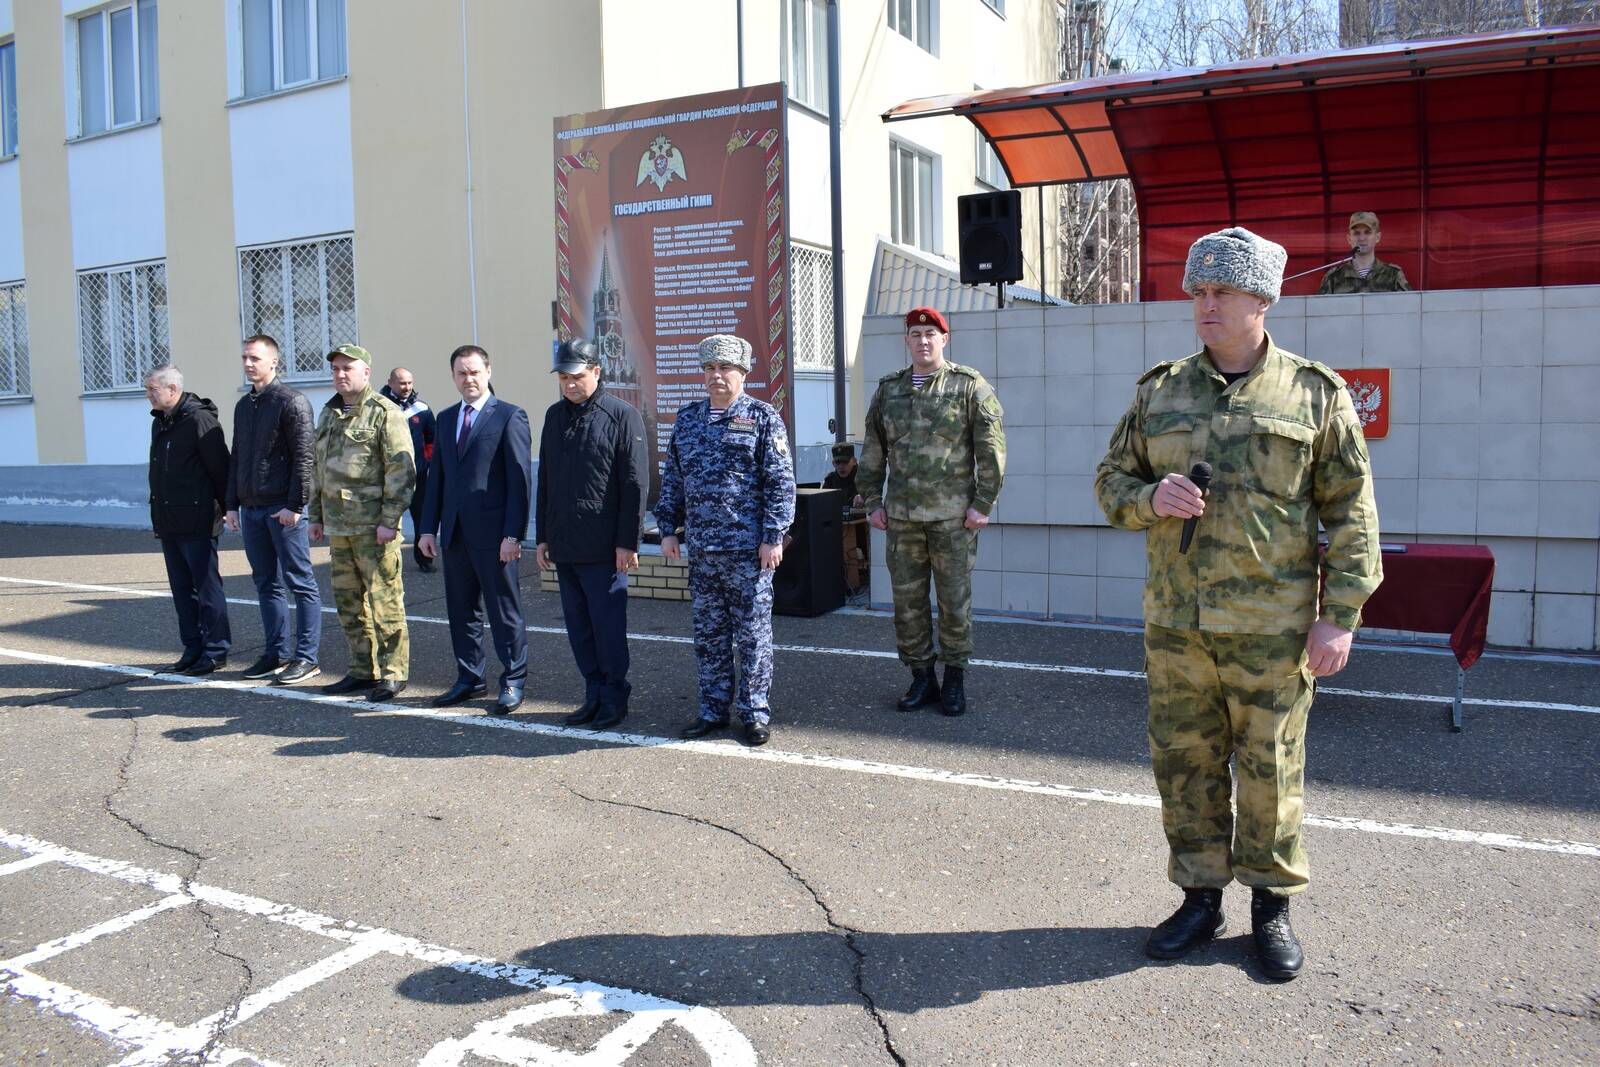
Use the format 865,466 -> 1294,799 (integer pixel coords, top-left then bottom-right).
857,306 -> 1005,716
658,334 -> 796,747
309,343 -> 417,701
1096,227 -> 1381,981
1317,210 -> 1410,294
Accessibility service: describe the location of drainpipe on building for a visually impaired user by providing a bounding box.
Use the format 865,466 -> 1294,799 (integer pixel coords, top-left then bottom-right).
827,0 -> 846,441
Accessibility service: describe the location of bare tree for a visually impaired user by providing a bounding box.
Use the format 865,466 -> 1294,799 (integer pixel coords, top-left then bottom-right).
1340,0 -> 1599,46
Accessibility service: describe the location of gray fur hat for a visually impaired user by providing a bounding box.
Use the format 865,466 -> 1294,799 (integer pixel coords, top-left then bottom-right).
1181,226 -> 1287,304
697,334 -> 754,372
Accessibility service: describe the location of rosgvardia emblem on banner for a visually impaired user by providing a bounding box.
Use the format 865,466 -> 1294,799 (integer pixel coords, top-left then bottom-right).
1334,368 -> 1389,439
637,135 -> 687,191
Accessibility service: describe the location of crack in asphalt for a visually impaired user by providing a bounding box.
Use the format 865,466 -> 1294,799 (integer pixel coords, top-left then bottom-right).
103,689 -> 256,1064
9,673 -> 134,709
563,785 -> 909,1067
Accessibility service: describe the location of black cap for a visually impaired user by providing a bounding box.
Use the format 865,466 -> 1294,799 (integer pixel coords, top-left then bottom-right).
553,338 -> 601,374
831,443 -> 855,460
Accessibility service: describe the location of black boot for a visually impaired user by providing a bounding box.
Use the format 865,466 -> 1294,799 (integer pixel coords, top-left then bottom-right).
940,666 -> 967,716
1251,889 -> 1304,980
896,667 -> 941,712
1145,888 -> 1225,959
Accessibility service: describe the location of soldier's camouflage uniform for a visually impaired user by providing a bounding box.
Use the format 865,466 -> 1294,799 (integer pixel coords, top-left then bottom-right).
1095,337 -> 1381,895
1316,257 -> 1410,294
656,393 -> 796,725
309,387 -> 416,685
857,361 -> 1005,669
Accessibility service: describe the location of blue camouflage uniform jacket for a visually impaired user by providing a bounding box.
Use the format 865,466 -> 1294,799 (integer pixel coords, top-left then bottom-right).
656,392 -> 796,552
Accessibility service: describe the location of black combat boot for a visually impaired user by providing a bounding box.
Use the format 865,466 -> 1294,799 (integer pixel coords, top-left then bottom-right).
1251,888 -> 1304,981
1145,888 -> 1226,959
940,666 -> 967,716
896,667 -> 941,712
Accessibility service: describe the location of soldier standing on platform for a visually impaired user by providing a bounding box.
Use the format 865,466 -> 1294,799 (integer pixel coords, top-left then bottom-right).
310,344 -> 417,702
1096,226 -> 1381,981
856,307 -> 1006,717
1317,211 -> 1410,294
657,334 -> 796,747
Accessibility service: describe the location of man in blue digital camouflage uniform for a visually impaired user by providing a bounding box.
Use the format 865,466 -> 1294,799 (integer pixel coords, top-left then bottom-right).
657,334 -> 796,746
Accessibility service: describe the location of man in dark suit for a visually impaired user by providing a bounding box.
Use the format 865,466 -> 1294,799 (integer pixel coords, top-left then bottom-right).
418,345 -> 534,713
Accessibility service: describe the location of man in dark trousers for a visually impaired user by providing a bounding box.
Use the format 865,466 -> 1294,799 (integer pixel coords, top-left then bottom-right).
146,364 -> 232,674
534,339 -> 648,731
418,345 -> 534,713
382,366 -> 437,572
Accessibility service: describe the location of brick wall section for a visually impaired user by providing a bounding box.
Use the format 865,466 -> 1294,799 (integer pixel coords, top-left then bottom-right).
538,554 -> 690,601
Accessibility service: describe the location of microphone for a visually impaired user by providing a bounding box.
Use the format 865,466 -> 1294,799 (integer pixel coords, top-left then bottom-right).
1178,461 -> 1212,555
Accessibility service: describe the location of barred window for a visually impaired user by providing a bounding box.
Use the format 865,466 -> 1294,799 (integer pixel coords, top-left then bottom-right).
78,262 -> 169,393
0,281 -> 28,397
238,234 -> 357,380
791,244 -> 836,370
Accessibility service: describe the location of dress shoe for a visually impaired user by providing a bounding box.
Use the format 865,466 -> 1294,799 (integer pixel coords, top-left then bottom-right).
896,667 -> 941,712
1251,888 -> 1304,981
183,656 -> 226,676
1145,888 -> 1226,959
369,681 -> 407,702
241,655 -> 284,680
275,660 -> 321,684
940,666 -> 968,716
681,718 -> 728,739
744,721 -> 770,746
322,674 -> 375,695
493,683 -> 525,716
432,680 -> 488,707
590,703 -> 629,730
165,650 -> 202,674
563,700 -> 601,726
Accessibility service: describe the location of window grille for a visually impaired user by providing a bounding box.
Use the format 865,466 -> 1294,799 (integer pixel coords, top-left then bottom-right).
791,244 -> 836,370
78,262 -> 169,393
0,281 -> 28,396
238,234 -> 357,380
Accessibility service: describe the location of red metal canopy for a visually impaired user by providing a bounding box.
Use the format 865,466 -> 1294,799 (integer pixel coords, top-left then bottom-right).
884,27 -> 1600,299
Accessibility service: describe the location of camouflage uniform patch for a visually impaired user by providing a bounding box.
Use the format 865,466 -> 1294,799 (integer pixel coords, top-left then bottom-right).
1316,258 -> 1410,295
886,517 -> 978,668
329,534 -> 409,683
688,551 -> 776,724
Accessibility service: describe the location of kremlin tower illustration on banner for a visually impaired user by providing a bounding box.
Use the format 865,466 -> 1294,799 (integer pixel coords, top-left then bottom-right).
587,234 -> 660,502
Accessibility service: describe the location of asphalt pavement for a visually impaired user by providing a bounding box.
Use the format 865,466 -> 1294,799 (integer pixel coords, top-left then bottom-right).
0,524 -> 1596,1066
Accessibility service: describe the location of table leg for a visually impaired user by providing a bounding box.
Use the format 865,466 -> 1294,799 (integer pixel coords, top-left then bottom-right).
1451,666 -> 1465,733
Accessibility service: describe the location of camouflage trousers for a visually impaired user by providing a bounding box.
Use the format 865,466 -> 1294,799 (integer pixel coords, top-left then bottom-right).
329,535 -> 409,684
1144,623 -> 1314,896
885,517 -> 978,668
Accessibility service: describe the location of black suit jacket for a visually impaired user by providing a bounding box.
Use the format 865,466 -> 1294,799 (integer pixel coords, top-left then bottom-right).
420,395 -> 533,551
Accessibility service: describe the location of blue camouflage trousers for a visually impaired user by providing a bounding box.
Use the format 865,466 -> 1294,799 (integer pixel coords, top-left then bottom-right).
688,550 -> 775,725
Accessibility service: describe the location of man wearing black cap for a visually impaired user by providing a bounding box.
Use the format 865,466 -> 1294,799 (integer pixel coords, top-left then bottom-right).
535,338 -> 649,731
822,442 -> 862,508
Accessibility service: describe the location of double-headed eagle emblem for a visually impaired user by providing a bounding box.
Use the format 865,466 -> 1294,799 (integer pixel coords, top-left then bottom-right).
1347,380 -> 1384,427
636,135 -> 687,192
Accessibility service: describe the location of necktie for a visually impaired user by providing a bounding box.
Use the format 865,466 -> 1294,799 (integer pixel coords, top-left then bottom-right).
457,404 -> 475,457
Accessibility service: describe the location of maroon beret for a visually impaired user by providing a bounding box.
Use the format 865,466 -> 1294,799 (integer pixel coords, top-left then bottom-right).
905,306 -> 949,334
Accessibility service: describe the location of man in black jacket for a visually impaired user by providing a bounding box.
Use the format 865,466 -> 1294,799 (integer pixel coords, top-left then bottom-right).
224,335 -> 323,684
534,339 -> 648,730
146,365 -> 232,674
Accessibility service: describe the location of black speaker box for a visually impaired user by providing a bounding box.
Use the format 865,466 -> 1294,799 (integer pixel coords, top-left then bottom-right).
957,189 -> 1024,285
774,487 -> 845,617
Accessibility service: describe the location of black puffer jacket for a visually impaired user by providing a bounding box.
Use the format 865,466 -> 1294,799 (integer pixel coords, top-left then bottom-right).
226,379 -> 314,512
149,393 -> 230,539
535,385 -> 648,564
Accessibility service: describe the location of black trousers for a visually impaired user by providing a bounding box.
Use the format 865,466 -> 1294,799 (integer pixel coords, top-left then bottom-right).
160,536 -> 231,660
442,537 -> 528,685
556,561 -> 631,707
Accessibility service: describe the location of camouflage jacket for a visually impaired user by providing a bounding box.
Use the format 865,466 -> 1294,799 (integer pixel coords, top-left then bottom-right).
1317,257 -> 1410,295
655,392 -> 796,552
308,387 -> 416,536
857,361 -> 1006,522
1094,339 -> 1381,636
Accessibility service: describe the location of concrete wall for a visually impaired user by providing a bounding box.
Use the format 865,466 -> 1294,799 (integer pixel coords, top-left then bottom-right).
860,285 -> 1600,651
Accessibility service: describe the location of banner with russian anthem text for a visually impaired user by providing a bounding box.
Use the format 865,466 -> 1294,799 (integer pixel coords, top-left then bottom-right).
554,83 -> 791,514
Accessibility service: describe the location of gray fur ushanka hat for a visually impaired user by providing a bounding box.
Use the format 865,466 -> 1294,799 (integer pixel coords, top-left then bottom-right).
698,334 -> 754,372
1181,226 -> 1287,304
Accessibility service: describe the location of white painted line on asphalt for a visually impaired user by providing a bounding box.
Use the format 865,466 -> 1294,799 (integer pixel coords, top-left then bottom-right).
1,893 -> 192,970
2,575 -> 1596,715
0,853 -> 55,877
3,646 -> 1597,862
0,828 -> 758,1066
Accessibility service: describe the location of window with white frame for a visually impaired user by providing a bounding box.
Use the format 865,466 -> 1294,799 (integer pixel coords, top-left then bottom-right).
888,0 -> 935,53
2,40 -> 18,157
238,235 -> 357,380
976,128 -> 1008,189
240,0 -> 348,100
78,261 -> 169,393
0,282 -> 28,397
75,1 -> 159,137
788,0 -> 828,115
791,243 -> 836,369
889,140 -> 937,252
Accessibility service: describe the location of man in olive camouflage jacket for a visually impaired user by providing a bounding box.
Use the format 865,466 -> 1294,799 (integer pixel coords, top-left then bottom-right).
857,307 -> 1005,717
1316,210 -> 1410,294
309,343 -> 417,702
1096,227 -> 1381,982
